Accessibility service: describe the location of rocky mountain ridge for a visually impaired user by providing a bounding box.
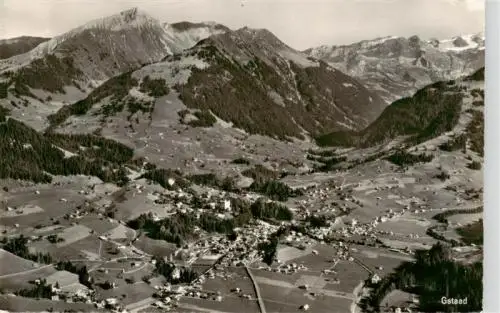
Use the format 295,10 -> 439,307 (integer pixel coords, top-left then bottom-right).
47,25 -> 386,141
305,33 -> 485,103
0,8 -> 229,92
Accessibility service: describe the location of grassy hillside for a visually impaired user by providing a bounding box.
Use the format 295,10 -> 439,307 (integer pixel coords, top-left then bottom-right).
0,37 -> 49,59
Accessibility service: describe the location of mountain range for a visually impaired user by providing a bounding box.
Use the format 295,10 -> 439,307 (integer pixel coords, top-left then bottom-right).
305,33 -> 484,103
0,7 -> 485,142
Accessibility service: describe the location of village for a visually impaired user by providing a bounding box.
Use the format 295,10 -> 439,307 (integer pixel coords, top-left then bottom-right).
0,137 -> 482,313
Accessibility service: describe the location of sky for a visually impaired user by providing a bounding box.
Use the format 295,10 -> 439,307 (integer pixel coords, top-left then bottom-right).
0,0 -> 485,50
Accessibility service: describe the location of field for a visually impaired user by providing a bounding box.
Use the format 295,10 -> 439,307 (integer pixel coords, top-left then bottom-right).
0,182 -> 89,228
350,246 -> 411,276
259,280 -> 354,313
447,212 -> 482,225
203,266 -> 255,294
56,224 -> 92,247
180,296 -> 260,313
323,261 -> 368,294
0,294 -> 101,312
132,235 -> 177,257
0,249 -> 40,276
0,204 -> 44,218
247,243 -> 362,313
78,215 -> 121,235
276,245 -> 313,263
379,289 -> 416,311
98,281 -> 157,306
0,265 -> 57,292
106,224 -> 136,240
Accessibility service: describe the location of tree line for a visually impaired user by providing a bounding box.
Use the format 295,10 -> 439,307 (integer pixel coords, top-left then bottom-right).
386,150 -> 434,167
432,206 -> 483,225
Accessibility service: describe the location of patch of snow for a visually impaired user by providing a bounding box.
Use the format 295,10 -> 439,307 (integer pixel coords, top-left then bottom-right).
279,49 -> 319,68
133,55 -> 210,86
215,115 -> 233,129
268,90 -> 286,107
129,87 -> 154,101
336,121 -> 355,130
53,145 -> 77,158
361,36 -> 400,48
436,34 -> 484,52
163,23 -> 227,54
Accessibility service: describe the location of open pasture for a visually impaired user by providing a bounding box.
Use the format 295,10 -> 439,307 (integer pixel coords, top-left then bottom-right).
202,268 -> 256,298
0,187 -> 87,228
258,280 -> 354,313
97,281 -> 156,306
31,234 -> 123,261
276,245 -> 312,263
351,252 -> 410,276
447,212 -> 482,225
0,249 -> 40,276
121,263 -> 155,283
105,223 -> 136,240
79,215 -> 119,235
251,267 -> 306,285
132,235 -> 176,257
180,295 -> 260,313
0,294 -> 102,313
112,186 -> 173,222
45,270 -> 80,287
376,215 -> 431,237
56,224 -> 92,247
380,289 -> 416,310
0,265 -> 57,292
193,254 -> 222,267
324,260 -> 368,294
0,204 -> 44,218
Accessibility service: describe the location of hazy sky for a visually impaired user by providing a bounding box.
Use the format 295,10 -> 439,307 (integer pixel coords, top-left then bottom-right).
0,0 -> 485,50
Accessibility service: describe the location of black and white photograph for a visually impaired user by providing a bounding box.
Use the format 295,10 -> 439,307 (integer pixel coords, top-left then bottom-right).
0,0 -> 494,312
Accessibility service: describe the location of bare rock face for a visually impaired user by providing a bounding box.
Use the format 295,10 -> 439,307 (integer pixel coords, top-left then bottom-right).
304,33 -> 485,103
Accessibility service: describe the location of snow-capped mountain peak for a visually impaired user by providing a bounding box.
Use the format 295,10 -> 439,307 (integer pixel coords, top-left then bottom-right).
162,21 -> 230,54
305,33 -> 485,103
0,8 -> 234,83
432,33 -> 485,52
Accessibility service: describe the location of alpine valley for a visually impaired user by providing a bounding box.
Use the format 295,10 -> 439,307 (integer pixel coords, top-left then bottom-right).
0,7 -> 484,313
